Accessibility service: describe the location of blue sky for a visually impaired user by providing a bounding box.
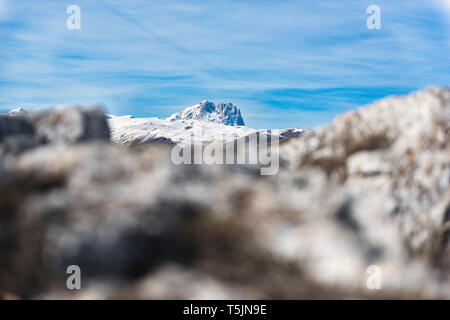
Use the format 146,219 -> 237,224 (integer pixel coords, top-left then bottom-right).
0,0 -> 448,129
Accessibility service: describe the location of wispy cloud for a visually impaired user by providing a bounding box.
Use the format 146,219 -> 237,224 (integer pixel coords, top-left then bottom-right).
437,0 -> 450,10
0,0 -> 448,128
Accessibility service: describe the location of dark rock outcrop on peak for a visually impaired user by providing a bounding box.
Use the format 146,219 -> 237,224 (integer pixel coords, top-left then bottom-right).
215,102 -> 245,126
197,100 -> 216,114
0,88 -> 449,299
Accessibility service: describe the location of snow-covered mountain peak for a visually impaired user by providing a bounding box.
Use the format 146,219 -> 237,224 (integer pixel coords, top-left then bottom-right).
108,101 -> 306,146
166,101 -> 245,126
8,107 -> 28,116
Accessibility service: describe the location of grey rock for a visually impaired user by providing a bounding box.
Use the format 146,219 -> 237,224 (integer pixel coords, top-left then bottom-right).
0,106 -> 110,155
0,115 -> 37,155
0,115 -> 34,143
30,106 -> 110,144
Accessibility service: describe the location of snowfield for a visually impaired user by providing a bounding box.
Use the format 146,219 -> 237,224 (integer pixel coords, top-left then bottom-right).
108,114 -> 257,146
108,101 -> 305,146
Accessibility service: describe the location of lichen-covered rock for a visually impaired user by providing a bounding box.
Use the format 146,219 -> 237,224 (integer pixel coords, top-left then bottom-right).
0,115 -> 36,155
0,88 -> 449,299
281,87 -> 450,263
0,106 -> 109,155
29,106 -> 110,144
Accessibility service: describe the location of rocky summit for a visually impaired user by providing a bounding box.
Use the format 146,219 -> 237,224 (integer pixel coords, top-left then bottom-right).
167,100 -> 245,126
108,102 -> 304,146
0,87 -> 449,299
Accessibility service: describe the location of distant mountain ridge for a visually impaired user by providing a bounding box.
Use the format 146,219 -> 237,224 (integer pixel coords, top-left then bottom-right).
108,101 -> 305,146
4,104 -> 306,146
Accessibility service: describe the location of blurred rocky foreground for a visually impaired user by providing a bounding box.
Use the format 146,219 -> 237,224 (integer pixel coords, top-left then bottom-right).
0,88 -> 449,299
